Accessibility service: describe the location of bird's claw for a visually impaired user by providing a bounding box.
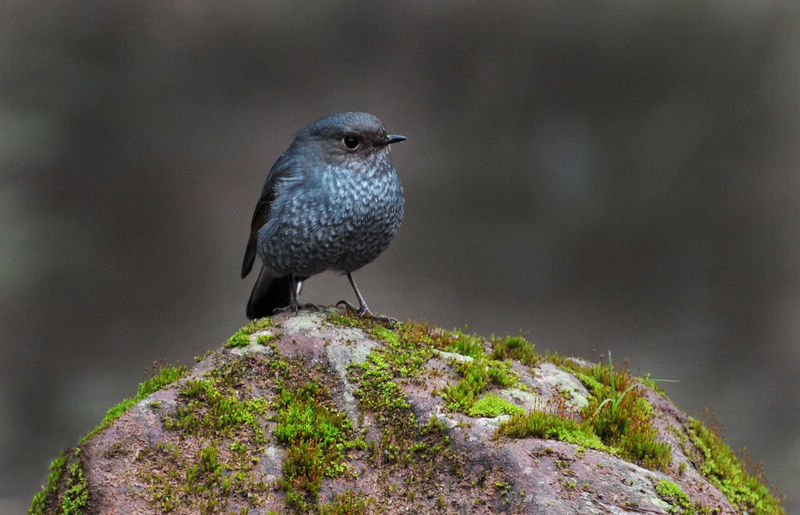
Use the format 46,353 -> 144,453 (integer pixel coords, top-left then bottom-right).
336,300 -> 364,315
336,300 -> 398,325
271,305 -> 297,315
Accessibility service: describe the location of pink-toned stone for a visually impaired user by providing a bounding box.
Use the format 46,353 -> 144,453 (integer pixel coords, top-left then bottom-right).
38,312 -> 738,513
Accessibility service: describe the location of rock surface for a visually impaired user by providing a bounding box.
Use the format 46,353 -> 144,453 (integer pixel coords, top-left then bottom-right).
32,312 -> 778,514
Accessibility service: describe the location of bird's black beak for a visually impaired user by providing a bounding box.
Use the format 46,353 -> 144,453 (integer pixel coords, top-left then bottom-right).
384,134 -> 407,145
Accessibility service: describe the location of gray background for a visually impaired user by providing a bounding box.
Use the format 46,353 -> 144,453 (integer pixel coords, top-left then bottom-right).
2,2 -> 798,512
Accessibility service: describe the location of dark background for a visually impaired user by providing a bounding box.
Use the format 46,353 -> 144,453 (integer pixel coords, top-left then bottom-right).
2,2 -> 798,511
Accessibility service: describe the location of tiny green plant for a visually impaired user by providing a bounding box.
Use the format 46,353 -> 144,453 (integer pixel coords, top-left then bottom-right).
573,351 -> 674,469
591,351 -> 638,420
591,351 -> 676,421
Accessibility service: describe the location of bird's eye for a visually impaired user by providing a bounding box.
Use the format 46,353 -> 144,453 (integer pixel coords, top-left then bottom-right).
343,136 -> 360,150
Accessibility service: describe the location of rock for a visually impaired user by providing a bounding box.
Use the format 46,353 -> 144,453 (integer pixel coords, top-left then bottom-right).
31,312 -> 782,514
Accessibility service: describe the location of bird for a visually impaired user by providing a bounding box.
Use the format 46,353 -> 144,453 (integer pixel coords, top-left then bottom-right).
241,112 -> 405,319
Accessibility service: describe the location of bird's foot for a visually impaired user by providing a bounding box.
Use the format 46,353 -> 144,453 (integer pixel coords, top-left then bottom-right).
336,299 -> 367,315
336,300 -> 398,325
271,305 -> 297,315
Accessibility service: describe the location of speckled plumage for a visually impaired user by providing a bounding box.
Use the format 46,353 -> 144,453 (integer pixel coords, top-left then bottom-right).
241,112 -> 405,319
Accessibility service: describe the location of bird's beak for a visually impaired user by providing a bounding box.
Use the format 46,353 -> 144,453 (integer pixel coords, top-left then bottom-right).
384,134 -> 407,145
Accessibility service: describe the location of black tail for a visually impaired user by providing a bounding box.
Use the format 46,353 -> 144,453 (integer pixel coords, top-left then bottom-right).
246,268 -> 292,319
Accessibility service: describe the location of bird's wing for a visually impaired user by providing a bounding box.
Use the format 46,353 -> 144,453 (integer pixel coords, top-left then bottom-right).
241,152 -> 296,278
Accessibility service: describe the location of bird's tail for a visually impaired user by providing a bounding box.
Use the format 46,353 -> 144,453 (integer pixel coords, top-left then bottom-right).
246,267 -> 292,319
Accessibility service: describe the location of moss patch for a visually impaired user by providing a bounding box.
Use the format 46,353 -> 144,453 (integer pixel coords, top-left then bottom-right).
335,313 -> 519,511
80,364 -> 188,444
554,353 -> 672,470
140,331 -> 369,513
445,330 -> 486,358
60,449 -> 89,515
272,380 -> 361,511
469,393 -> 525,418
497,411 -> 608,451
655,479 -> 692,513
339,313 -> 674,481
30,451 -> 68,514
30,449 -> 81,515
164,376 -> 269,440
688,417 -> 783,513
32,364 -> 187,513
437,333 -> 520,415
317,489 -> 375,514
491,334 -> 539,366
141,358 -> 275,512
226,317 -> 273,348
30,447 -> 88,515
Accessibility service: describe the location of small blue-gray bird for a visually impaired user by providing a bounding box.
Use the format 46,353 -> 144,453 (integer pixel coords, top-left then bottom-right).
241,112 -> 405,319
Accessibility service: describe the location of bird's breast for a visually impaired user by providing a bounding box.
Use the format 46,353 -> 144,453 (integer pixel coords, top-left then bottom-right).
257,165 -> 403,276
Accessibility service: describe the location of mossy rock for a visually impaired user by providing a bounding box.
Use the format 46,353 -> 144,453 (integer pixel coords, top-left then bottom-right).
31,312 -> 783,514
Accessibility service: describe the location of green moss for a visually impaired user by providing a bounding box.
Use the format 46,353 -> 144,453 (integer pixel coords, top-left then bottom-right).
242,317 -> 273,333
328,313 -> 440,381
442,357 -> 489,412
61,450 -> 88,514
142,355 -> 277,512
137,365 -> 190,398
317,489 -> 375,514
615,417 -> 671,470
491,335 -> 539,366
584,366 -> 671,469
433,327 -> 521,416
342,314 -> 674,483
142,440 -> 259,513
445,330 -> 486,358
272,380 -> 360,511
442,355 -> 518,413
226,332 -> 251,348
370,323 -> 436,378
226,318 -> 272,348
81,364 -> 188,444
29,447 -> 88,515
655,479 -> 691,513
346,320 -> 496,505
256,333 -> 276,345
547,352 -> 672,471
194,348 -> 214,362
353,351 -> 412,426
574,371 -> 604,393
496,411 -> 608,451
688,417 -> 783,513
199,445 -> 221,475
468,393 -> 524,418
487,360 -> 517,388
30,450 -> 70,514
372,325 -> 401,346
325,311 -> 363,328
165,375 -> 268,441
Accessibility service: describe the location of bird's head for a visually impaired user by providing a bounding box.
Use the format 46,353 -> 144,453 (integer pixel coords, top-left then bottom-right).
295,112 -> 406,167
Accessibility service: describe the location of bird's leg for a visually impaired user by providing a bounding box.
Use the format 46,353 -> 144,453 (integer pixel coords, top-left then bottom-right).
336,274 -> 398,324
288,275 -> 300,314
346,272 -> 371,316
273,275 -> 303,315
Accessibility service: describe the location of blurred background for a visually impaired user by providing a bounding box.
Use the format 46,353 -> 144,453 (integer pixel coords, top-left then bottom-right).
2,1 -> 798,511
